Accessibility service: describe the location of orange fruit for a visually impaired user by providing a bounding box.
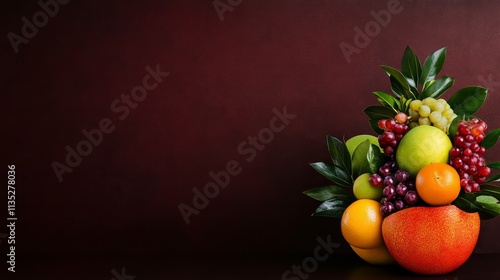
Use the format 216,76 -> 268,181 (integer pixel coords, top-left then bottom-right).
350,244 -> 396,265
382,205 -> 480,275
415,163 -> 460,205
341,199 -> 383,249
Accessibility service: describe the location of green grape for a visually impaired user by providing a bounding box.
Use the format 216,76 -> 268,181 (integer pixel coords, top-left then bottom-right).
437,98 -> 448,109
409,109 -> 420,120
443,108 -> 455,119
418,105 -> 431,117
410,100 -> 422,111
422,97 -> 436,107
429,111 -> 442,123
436,117 -> 448,132
418,117 -> 431,125
431,101 -> 445,112
407,97 -> 456,134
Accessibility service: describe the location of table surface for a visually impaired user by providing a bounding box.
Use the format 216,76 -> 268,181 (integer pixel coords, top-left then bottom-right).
15,253 -> 500,279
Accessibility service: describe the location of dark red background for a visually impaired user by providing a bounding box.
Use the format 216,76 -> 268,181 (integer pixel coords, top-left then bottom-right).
2,0 -> 500,262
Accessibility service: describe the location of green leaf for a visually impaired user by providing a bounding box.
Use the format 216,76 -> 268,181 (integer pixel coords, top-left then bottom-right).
477,185 -> 500,200
310,162 -> 352,187
453,190 -> 499,219
389,75 -> 404,98
453,192 -> 483,213
382,65 -> 410,90
364,106 -> 397,120
483,128 -> 500,149
448,115 -> 460,138
409,84 -> 419,99
420,47 -> 446,85
447,86 -> 488,115
372,91 -> 399,110
327,135 -> 352,175
400,97 -> 412,113
382,65 -> 415,99
422,79 -> 435,91
312,196 -> 355,218
485,173 -> 500,183
419,76 -> 454,99
401,46 -> 422,89
476,196 -> 500,214
303,185 -> 349,201
487,162 -> 500,169
351,140 -> 385,178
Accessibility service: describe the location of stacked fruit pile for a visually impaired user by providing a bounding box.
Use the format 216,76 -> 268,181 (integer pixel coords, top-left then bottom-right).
304,47 -> 500,275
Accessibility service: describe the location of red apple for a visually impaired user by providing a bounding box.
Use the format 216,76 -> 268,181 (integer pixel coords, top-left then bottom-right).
382,205 -> 480,275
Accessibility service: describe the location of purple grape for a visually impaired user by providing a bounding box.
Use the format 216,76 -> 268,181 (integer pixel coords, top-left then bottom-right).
394,199 -> 405,210
394,170 -> 409,183
379,165 -> 392,177
404,190 -> 419,205
389,161 -> 399,172
383,186 -> 395,200
384,146 -> 394,155
381,202 -> 395,217
383,176 -> 395,187
369,174 -> 383,187
395,183 -> 408,197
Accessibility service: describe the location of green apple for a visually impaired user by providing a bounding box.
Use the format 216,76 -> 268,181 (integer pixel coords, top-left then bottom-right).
346,135 -> 380,156
353,173 -> 383,200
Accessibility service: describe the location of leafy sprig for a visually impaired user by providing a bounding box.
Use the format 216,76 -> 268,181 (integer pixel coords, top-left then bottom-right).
305,136 -> 386,218
306,46 -> 500,219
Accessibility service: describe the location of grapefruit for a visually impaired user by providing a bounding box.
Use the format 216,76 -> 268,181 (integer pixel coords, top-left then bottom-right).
382,205 -> 480,275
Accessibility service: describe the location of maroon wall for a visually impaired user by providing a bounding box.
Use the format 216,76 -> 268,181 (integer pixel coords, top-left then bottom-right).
2,0 -> 500,258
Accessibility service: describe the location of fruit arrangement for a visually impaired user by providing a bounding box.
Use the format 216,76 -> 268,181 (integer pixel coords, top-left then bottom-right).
304,47 -> 500,275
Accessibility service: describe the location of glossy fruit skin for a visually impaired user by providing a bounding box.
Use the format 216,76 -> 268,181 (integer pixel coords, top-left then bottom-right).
396,125 -> 452,178
341,199 -> 384,249
415,162 -> 461,206
353,173 -> 384,200
350,244 -> 396,265
346,135 -> 380,156
382,205 -> 480,275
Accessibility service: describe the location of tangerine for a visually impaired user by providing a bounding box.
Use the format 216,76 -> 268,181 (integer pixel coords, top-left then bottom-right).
341,199 -> 383,249
415,163 -> 460,205
350,244 -> 396,265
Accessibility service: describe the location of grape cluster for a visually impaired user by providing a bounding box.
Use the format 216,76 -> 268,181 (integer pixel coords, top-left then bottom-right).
377,112 -> 410,156
369,161 -> 419,216
408,97 -> 457,134
449,119 -> 491,192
